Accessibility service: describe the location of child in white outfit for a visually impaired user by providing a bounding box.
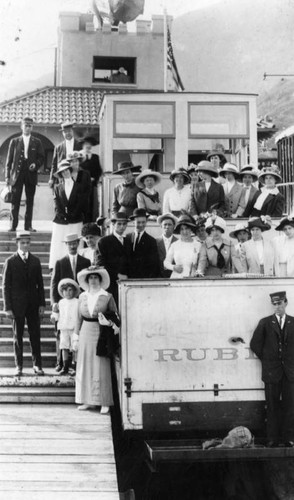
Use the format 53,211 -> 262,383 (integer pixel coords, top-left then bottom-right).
51,278 -> 79,375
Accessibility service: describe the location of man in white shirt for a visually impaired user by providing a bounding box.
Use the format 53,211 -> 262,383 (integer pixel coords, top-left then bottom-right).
156,213 -> 178,277
5,117 -> 44,232
49,122 -> 82,187
250,291 -> 294,447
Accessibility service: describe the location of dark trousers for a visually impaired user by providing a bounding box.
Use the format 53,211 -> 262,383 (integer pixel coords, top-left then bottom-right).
265,376 -> 294,441
12,307 -> 42,368
11,165 -> 36,229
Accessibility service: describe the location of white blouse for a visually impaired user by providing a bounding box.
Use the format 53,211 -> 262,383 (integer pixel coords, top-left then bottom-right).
164,239 -> 201,278
162,185 -> 191,213
86,289 -> 108,316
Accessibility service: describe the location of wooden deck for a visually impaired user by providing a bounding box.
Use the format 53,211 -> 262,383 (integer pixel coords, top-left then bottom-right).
0,404 -> 119,499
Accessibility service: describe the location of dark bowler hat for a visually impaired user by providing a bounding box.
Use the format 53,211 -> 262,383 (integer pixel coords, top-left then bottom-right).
206,150 -> 227,163
113,161 -> 142,175
248,217 -> 271,232
79,136 -> 98,146
59,121 -> 75,131
270,291 -> 287,303
21,117 -> 33,125
275,216 -> 294,232
111,212 -> 130,223
129,208 -> 148,220
174,211 -> 197,234
81,223 -> 101,237
196,160 -> 218,178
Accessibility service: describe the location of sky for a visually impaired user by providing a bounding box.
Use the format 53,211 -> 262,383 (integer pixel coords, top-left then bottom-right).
0,0 -> 222,100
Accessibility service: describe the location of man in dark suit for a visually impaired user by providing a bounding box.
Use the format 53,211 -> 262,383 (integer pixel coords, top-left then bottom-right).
51,233 -> 90,370
5,117 -> 45,232
125,208 -> 160,279
2,231 -> 45,376
96,212 -> 129,306
49,122 -> 82,187
156,213 -> 178,278
189,161 -> 225,216
79,136 -> 103,221
250,291 -> 294,447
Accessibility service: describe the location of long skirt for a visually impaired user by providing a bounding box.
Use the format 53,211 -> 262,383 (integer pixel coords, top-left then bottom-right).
49,221 -> 83,270
75,320 -> 113,406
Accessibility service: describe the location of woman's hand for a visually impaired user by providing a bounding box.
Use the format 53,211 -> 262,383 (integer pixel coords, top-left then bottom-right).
194,270 -> 204,277
98,313 -> 112,326
173,264 -> 183,274
72,333 -> 79,352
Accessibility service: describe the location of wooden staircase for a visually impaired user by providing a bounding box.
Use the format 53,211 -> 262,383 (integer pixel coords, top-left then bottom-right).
0,230 -> 74,402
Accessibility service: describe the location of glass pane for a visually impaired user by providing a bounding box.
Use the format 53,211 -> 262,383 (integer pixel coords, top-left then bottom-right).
189,103 -> 249,137
188,138 -> 230,152
115,103 -> 174,136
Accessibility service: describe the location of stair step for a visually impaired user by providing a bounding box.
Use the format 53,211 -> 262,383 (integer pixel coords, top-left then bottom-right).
0,231 -> 52,242
0,242 -> 51,252
0,387 -> 75,403
0,251 -> 49,263
0,338 -> 56,353
0,285 -> 52,300
0,297 -> 51,307
0,352 -> 56,368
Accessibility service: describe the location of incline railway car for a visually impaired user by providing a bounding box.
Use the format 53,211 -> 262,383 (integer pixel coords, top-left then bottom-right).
117,277 -> 294,436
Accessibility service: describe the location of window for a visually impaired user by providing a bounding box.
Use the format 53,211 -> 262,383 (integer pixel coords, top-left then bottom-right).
93,56 -> 136,84
114,102 -> 175,137
189,103 -> 249,138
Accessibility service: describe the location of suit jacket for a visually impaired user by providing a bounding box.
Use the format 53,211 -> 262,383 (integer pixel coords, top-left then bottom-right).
223,181 -> 244,217
53,181 -> 85,224
197,236 -> 243,275
50,139 -> 82,183
5,135 -> 44,186
2,252 -> 45,316
96,234 -> 128,289
125,231 -> 160,279
240,239 -> 277,275
51,254 -> 91,304
236,185 -> 260,218
156,236 -> 178,278
251,192 -> 285,218
80,154 -> 103,185
189,179 -> 225,216
250,314 -> 294,382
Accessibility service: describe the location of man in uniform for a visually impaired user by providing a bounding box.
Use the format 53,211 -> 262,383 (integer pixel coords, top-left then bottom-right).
250,291 -> 294,447
2,231 -> 45,376
5,117 -> 44,232
49,122 -> 82,187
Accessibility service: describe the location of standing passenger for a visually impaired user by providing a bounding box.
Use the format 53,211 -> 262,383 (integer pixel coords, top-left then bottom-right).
80,223 -> 101,264
49,121 -> 82,187
251,166 -> 285,218
112,162 -> 141,218
136,169 -> 162,219
80,136 -> 103,221
219,163 -> 244,218
240,217 -> 276,276
189,161 -> 225,216
273,216 -> 294,277
162,168 -> 191,216
235,165 -> 260,218
156,213 -> 178,278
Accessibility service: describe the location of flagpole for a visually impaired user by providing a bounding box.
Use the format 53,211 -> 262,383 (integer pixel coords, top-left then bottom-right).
163,6 -> 167,92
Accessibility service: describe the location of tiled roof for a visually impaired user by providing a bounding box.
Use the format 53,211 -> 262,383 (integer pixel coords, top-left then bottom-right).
0,86 -> 104,125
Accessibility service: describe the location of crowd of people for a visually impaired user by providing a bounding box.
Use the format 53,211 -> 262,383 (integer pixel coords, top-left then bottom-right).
2,117 -> 294,429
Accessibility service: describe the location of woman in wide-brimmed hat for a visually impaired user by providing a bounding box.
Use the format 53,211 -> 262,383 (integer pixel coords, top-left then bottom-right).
135,169 -> 162,220
164,211 -> 201,278
206,150 -> 227,169
75,266 -> 119,413
235,166 -> 260,218
240,217 -> 277,275
78,137 -> 103,222
162,168 -> 191,217
251,166 -> 285,217
219,163 -> 243,218
229,222 -> 250,272
112,161 -> 142,218
196,215 -> 243,276
189,161 -> 226,216
187,163 -> 200,187
79,222 -> 102,263
49,160 -> 84,270
273,216 -> 294,277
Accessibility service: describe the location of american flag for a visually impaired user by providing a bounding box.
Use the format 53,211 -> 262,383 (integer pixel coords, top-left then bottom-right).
167,24 -> 184,91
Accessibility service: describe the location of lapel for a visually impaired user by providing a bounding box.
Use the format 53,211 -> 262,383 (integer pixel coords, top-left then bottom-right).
65,255 -> 74,279
68,180 -> 79,203
248,186 -> 256,203
58,183 -> 68,207
271,314 -> 281,341
17,136 -> 24,152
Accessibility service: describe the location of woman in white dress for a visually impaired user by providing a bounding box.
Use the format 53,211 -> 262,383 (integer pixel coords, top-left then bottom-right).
162,168 -> 191,217
75,266 -> 119,413
273,216 -> 294,277
164,212 -> 201,278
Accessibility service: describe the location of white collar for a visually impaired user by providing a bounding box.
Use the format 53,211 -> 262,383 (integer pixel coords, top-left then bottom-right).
261,186 -> 279,195
65,137 -> 74,143
114,231 -> 124,240
18,249 -> 28,258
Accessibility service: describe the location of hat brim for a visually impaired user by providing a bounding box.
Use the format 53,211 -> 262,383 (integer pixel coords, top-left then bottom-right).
219,170 -> 240,179
110,216 -> 130,223
54,165 -> 73,177
229,228 -> 249,239
113,165 -> 142,175
77,268 -> 110,291
174,221 -> 197,234
129,213 -> 149,220
248,222 -> 271,232
206,152 -> 227,163
258,172 -> 282,184
135,172 -> 162,189
239,171 -> 258,181
62,236 -> 82,243
196,167 -> 219,178
57,278 -> 80,297
275,219 -> 294,231
206,225 -> 225,234
157,213 -> 178,225
169,172 -> 190,184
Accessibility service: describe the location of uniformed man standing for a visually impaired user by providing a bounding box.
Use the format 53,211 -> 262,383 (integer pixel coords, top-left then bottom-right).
250,291 -> 294,447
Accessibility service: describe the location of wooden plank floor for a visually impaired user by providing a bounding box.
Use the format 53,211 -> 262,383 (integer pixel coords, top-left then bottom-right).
0,404 -> 119,500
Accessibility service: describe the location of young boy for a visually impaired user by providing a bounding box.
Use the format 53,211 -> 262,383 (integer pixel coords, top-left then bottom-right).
51,278 -> 79,375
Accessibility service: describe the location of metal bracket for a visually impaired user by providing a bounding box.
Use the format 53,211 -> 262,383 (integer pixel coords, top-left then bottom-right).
124,377 -> 132,398
213,383 -> 219,396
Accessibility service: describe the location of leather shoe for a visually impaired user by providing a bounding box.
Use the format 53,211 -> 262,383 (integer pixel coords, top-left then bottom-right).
33,366 -> 44,375
55,365 -> 62,372
284,441 -> 294,448
8,228 -> 16,232
267,440 -> 279,448
25,227 -> 37,232
14,366 -> 22,376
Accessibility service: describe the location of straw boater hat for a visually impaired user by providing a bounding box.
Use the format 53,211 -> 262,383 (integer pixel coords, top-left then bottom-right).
248,217 -> 271,232
67,151 -> 83,162
173,211 -> 197,234
229,222 -> 250,239
219,163 -> 240,179
129,208 -> 148,220
59,121 -> 75,131
63,233 -> 81,243
15,230 -> 31,240
275,216 -> 294,232
110,212 -> 130,223
54,160 -> 72,177
135,169 -> 162,189
113,161 -> 142,175
81,223 -> 101,237
239,166 -> 259,181
205,216 -> 226,234
157,212 -> 178,226
258,166 -> 282,184
206,150 -> 227,164
77,266 -> 110,291
57,278 -> 80,298
169,167 -> 190,184
196,160 -> 218,178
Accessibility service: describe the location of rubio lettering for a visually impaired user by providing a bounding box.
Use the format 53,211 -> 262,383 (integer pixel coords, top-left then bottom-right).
154,347 -> 255,362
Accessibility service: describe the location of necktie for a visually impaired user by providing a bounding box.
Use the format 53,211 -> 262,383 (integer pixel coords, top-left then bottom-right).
22,252 -> 27,263
213,244 -> 225,269
134,233 -> 140,251
72,255 -> 76,279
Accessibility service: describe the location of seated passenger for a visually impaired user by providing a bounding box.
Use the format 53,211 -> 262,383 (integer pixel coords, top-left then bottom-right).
235,165 -> 260,218
187,163 -> 200,188
240,217 -> 276,276
206,150 -> 227,183
189,161 -> 225,216
251,166 -> 285,218
194,215 -> 208,244
164,211 -> 201,278
229,222 -> 250,272
196,216 -> 243,276
219,163 -> 244,218
80,223 -> 101,264
273,216 -> 294,277
136,169 -> 162,220
162,168 -> 191,216
112,161 -> 141,218
156,213 -> 178,278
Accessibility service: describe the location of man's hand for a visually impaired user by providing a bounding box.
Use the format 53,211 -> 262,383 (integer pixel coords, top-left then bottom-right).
39,306 -> 45,318
5,310 -> 15,319
52,303 -> 59,313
